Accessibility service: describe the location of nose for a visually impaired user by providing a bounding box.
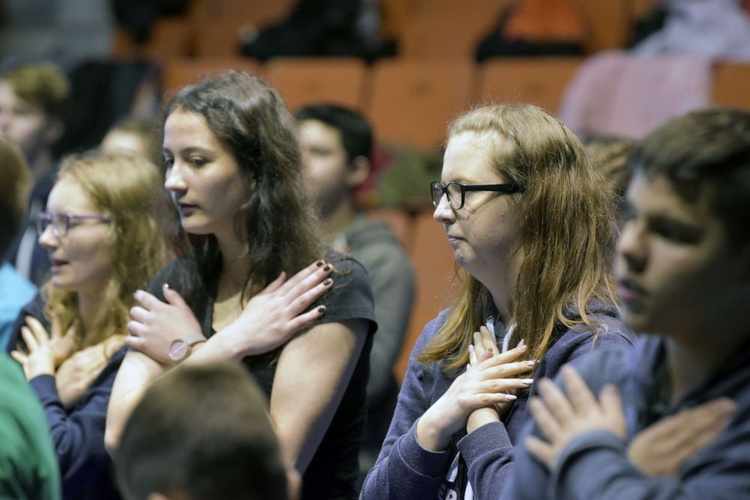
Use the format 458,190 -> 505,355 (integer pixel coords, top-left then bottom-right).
38,223 -> 59,250
617,220 -> 647,273
164,163 -> 187,191
433,192 -> 455,224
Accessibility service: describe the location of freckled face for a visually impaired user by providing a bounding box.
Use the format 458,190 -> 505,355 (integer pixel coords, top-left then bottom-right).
433,132 -> 523,292
38,179 -> 115,295
616,172 -> 747,338
163,108 -> 252,243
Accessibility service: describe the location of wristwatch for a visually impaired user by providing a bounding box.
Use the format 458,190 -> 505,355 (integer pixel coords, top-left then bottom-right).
168,335 -> 207,363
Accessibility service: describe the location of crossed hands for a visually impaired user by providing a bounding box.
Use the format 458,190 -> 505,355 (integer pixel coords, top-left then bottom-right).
11,315 -> 78,380
526,365 -> 736,477
125,259 -> 334,364
417,326 -> 534,451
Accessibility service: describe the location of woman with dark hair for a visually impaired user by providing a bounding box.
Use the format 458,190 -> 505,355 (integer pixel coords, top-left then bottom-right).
106,70 -> 376,500
361,104 -> 635,499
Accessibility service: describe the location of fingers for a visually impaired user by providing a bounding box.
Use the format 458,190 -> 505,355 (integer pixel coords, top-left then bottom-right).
286,277 -> 334,316
469,344 -> 478,366
481,359 -> 535,380
598,384 -> 624,422
162,284 -> 190,310
525,435 -> 555,469
562,365 -> 599,412
24,316 -> 50,345
21,326 -> 41,351
528,394 -> 563,441
536,377 -> 576,427
262,272 -> 288,294
671,398 -> 736,450
10,350 -> 28,365
133,289 -> 164,311
279,261 -> 333,299
478,326 -> 499,356
123,334 -> 145,351
284,305 -> 327,334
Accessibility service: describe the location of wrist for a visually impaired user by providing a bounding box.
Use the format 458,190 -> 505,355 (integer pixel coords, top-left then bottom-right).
416,412 -> 451,452
168,334 -> 207,363
467,407 -> 500,434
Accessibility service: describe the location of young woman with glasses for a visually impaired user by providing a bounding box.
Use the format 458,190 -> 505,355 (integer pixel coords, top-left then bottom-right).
105,70 -> 377,500
361,104 -> 636,499
7,152 -> 168,499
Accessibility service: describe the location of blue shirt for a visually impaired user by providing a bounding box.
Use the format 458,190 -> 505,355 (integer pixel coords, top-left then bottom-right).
0,263 -> 37,351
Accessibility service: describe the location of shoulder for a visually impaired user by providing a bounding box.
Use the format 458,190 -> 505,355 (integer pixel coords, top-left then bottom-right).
320,251 -> 377,334
540,312 -> 635,378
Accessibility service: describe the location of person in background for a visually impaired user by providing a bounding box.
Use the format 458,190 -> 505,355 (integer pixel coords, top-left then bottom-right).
295,103 -> 415,483
9,153 -> 168,499
99,117 -> 161,166
116,361 -> 298,500
0,62 -> 71,286
0,137 -> 36,350
361,103 -> 636,499
0,135 -> 61,499
509,107 -> 750,499
106,70 -> 377,500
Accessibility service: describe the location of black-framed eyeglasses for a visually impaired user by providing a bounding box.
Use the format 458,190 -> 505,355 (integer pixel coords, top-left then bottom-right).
430,181 -> 524,210
37,211 -> 112,238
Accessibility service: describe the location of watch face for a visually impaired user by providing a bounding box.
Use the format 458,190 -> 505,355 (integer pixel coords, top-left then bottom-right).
169,339 -> 189,362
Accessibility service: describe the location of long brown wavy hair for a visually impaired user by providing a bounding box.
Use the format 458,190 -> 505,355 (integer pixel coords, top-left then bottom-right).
43,153 -> 168,349
418,104 -> 617,373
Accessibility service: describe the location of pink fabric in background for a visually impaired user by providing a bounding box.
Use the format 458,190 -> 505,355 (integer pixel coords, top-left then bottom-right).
558,51 -> 713,139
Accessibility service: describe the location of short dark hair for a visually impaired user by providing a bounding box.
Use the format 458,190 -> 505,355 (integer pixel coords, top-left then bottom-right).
0,137 -> 31,260
296,103 -> 373,164
116,362 -> 289,500
628,107 -> 750,248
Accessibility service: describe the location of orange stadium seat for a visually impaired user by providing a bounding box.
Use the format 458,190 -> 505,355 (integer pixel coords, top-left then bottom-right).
474,57 -> 584,115
111,17 -> 193,61
263,58 -> 368,113
713,62 -> 750,112
367,59 -> 475,150
159,57 -> 262,98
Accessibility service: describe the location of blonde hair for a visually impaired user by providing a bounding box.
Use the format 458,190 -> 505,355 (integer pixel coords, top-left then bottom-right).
419,104 -> 617,372
43,153 -> 167,348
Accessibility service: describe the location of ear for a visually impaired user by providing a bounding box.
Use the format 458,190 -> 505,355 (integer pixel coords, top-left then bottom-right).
43,119 -> 64,145
345,156 -> 371,190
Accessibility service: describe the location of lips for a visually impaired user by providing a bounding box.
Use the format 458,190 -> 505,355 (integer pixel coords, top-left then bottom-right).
617,278 -> 647,304
175,202 -> 198,215
49,257 -> 69,272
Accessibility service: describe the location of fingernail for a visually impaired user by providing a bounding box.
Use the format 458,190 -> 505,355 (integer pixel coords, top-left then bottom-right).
522,378 -> 534,385
506,394 -> 517,401
323,265 -> 331,272
517,339 -> 526,348
527,360 -> 538,366
317,306 -> 326,314
316,260 -> 325,267
469,344 -> 475,354
323,278 -> 332,286
163,283 -> 170,289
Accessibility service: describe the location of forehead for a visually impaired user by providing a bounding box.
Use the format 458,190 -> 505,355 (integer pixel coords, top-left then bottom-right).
163,108 -> 221,151
47,177 -> 98,213
442,131 -> 504,182
298,120 -> 344,148
627,171 -> 722,226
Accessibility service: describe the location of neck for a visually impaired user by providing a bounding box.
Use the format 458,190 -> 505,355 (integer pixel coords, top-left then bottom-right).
77,289 -> 106,341
321,198 -> 357,241
216,233 -> 250,299
665,316 -> 750,404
